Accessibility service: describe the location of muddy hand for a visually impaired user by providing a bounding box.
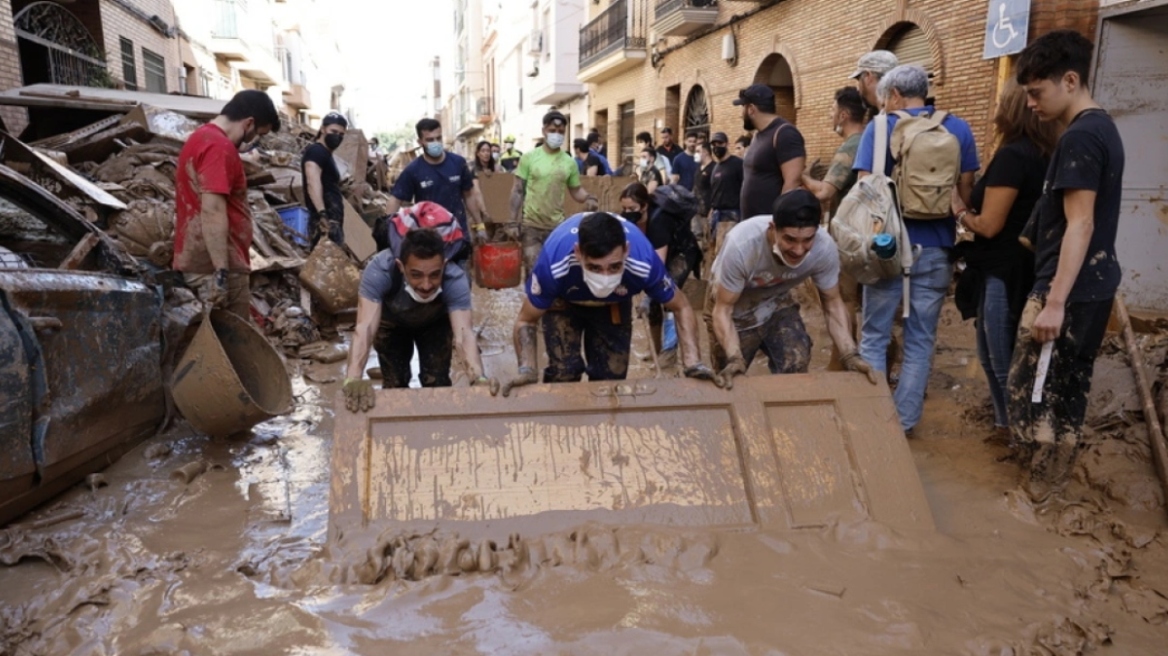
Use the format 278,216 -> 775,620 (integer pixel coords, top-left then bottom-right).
473,228 -> 489,247
841,351 -> 879,385
683,363 -> 719,385
501,222 -> 521,242
1032,303 -> 1064,344
583,196 -> 600,212
499,367 -> 538,397
343,378 -> 375,412
473,375 -> 501,396
716,355 -> 747,390
205,269 -> 229,309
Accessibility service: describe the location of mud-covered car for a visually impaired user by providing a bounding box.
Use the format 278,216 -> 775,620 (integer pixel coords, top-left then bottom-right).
0,164 -> 165,525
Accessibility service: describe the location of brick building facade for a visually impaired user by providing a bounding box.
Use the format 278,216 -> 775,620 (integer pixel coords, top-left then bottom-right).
585,0 -> 1101,173
0,0 -> 23,131
96,0 -> 182,95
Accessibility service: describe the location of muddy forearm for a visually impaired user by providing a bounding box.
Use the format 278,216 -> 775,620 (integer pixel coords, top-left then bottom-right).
346,302 -> 380,380
713,305 -> 741,360
824,293 -> 857,355
668,297 -> 702,368
514,322 -> 538,372
509,180 -> 526,224
200,193 -> 230,271
451,310 -> 484,378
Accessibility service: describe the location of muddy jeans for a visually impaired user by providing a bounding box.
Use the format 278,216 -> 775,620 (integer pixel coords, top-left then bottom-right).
543,300 -> 633,382
183,271 -> 251,320
705,293 -> 812,374
373,315 -> 453,388
1006,295 -> 1112,487
521,225 -> 555,276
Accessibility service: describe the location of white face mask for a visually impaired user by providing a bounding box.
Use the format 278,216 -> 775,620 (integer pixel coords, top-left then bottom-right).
545,132 -> 565,150
582,269 -> 622,298
693,152 -> 703,164
404,282 -> 442,303
774,244 -> 807,270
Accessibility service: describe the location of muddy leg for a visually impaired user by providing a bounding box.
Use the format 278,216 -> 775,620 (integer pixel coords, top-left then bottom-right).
542,308 -> 586,383
374,320 -> 416,389
415,316 -> 454,387
758,299 -> 812,374
520,225 -> 552,277
582,301 -> 633,381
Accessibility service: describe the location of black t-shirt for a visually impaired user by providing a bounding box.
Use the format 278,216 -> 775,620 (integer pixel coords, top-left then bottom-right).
580,153 -> 603,174
695,161 -> 715,213
657,143 -> 682,164
740,117 -> 805,218
301,143 -> 344,220
968,138 -> 1047,278
1032,109 -> 1125,302
710,156 -> 744,211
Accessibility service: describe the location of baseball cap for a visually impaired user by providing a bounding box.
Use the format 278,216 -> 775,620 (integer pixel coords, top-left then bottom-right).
849,50 -> 899,79
709,131 -> 729,144
542,110 -> 567,127
321,112 -> 349,129
772,188 -> 821,222
732,84 -> 776,108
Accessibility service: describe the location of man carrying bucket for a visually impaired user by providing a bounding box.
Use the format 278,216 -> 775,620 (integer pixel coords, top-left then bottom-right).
495,211 -> 719,396
342,227 -> 497,412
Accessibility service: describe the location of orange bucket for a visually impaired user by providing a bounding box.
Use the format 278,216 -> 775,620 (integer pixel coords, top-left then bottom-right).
473,241 -> 522,289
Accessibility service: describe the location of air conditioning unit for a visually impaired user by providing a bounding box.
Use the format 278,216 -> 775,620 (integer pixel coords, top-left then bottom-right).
528,30 -> 544,56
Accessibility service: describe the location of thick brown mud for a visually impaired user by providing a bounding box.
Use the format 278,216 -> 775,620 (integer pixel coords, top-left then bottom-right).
2,290 -> 1167,655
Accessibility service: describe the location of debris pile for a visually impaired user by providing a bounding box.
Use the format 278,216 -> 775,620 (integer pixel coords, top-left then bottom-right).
1,100 -> 395,358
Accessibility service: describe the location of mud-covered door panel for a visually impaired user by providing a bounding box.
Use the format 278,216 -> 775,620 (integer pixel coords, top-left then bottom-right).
0,271 -> 164,479
0,295 -> 36,500
330,375 -> 934,545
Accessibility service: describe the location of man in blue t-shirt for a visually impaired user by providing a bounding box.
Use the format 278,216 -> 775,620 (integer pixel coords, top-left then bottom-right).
670,130 -> 700,190
386,118 -> 490,262
852,64 -> 979,435
496,212 -> 719,395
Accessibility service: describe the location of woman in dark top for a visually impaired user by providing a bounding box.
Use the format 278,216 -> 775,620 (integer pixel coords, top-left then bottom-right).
619,182 -> 702,357
470,140 -> 495,175
957,83 -> 1060,433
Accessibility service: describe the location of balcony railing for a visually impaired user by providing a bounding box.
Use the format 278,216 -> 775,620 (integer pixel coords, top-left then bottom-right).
654,0 -> 716,20
579,0 -> 648,70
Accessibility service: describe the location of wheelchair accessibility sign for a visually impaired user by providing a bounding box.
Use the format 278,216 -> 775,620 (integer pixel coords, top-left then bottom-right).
983,0 -> 1030,58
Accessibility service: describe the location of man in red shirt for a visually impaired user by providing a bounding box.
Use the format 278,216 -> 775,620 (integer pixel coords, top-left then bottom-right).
173,90 -> 280,318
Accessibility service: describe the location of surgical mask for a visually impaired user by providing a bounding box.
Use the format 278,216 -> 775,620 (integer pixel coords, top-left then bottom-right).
712,146 -> 727,159
324,133 -> 344,150
774,244 -> 807,270
492,152 -> 500,160
582,269 -> 622,298
424,142 -> 444,158
621,210 -> 642,223
639,156 -> 650,167
545,132 -> 565,150
693,152 -> 702,164
404,282 -> 442,304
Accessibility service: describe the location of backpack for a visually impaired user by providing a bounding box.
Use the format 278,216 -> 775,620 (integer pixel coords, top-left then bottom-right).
372,200 -> 468,261
830,114 -> 914,314
890,110 -> 962,219
652,184 -> 703,274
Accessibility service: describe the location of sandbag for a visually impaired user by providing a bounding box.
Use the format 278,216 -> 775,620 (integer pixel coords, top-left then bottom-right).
298,239 -> 360,314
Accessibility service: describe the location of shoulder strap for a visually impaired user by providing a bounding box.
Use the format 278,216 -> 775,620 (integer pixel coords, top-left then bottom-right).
928,110 -> 948,127
874,113 -> 889,175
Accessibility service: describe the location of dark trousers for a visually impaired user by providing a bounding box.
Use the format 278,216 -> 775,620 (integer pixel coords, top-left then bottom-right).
705,294 -> 811,374
543,301 -> 633,382
1007,295 -> 1112,486
309,211 -> 344,248
373,316 -> 453,388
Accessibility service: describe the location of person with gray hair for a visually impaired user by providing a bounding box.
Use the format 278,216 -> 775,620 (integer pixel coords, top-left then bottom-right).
850,63 -> 981,436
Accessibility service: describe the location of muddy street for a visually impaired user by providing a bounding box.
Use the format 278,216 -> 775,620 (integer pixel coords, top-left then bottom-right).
2,286 -> 1167,655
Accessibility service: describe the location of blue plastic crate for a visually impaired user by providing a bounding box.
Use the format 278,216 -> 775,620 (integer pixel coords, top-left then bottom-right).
276,206 -> 310,247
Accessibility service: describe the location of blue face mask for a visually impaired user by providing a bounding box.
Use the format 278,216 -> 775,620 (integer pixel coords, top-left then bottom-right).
424,142 -> 444,158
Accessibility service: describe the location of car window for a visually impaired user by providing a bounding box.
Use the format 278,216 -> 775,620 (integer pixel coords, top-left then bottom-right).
0,193 -> 72,268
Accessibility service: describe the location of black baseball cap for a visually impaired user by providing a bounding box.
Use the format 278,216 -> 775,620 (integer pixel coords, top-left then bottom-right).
321,112 -> 349,129
732,84 -> 776,109
542,110 -> 567,127
772,188 -> 821,222
709,131 -> 729,144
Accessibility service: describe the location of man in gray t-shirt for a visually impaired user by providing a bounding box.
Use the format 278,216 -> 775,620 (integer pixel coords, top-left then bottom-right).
342,229 -> 496,412
706,189 -> 877,388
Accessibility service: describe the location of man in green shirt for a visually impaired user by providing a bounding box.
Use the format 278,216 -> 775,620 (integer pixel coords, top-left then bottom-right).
505,110 -> 599,272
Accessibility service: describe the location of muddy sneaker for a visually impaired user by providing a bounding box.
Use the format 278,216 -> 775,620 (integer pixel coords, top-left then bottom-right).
657,348 -> 678,370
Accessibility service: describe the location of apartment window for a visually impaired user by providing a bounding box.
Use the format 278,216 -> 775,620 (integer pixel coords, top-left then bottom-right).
120,37 -> 137,91
143,48 -> 167,94
619,101 -> 635,163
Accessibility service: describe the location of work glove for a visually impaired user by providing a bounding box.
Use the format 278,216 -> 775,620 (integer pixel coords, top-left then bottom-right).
683,363 -> 719,384
472,375 -> 501,396
205,269 -> 229,310
343,378 -> 375,412
473,227 -> 489,247
501,222 -> 521,242
716,354 -> 748,390
583,196 -> 600,212
496,367 -> 539,397
841,351 -> 880,385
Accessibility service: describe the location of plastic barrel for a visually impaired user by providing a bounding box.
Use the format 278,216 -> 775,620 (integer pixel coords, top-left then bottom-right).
473,241 -> 522,289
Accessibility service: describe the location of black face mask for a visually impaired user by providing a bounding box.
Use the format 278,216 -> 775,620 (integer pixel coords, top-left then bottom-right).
324,133 -> 344,151
620,210 -> 642,224
712,146 -> 728,159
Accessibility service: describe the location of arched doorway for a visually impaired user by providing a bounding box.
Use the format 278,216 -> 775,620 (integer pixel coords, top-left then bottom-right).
14,2 -> 108,87
753,54 -> 797,124
881,23 -> 935,101
683,85 -> 709,141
